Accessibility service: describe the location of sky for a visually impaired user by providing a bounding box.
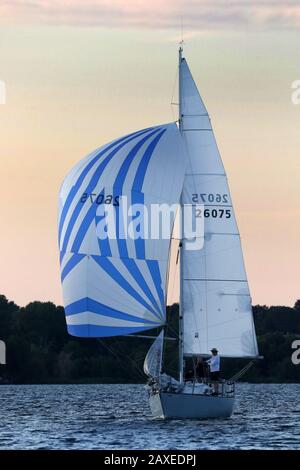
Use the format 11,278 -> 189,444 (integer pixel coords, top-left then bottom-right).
0,1 -> 299,308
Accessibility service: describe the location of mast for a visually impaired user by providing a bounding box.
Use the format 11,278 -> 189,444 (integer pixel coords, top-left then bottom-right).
178,45 -> 184,383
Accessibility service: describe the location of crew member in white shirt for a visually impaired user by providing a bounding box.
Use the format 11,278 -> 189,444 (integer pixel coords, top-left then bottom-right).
206,348 -> 220,395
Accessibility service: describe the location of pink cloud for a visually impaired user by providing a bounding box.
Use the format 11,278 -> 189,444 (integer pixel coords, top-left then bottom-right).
0,0 -> 300,31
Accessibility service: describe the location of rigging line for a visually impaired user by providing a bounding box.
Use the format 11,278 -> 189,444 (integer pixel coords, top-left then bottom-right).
228,362 -> 254,383
113,337 -> 148,379
167,241 -> 180,307
96,338 -> 145,380
165,246 -> 171,306
179,94 -> 201,234
178,45 -> 199,204
96,338 -> 132,376
180,15 -> 184,45
163,321 -> 180,378
165,219 -> 179,307
170,67 -> 179,122
128,333 -> 176,341
168,323 -> 179,339
161,325 -> 168,376
165,320 -> 180,340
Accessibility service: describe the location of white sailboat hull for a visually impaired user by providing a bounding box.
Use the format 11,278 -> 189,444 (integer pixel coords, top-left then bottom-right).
149,392 -> 234,419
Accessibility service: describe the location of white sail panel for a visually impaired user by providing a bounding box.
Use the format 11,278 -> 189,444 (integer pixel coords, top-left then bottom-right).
58,123 -> 187,337
143,330 -> 164,378
180,57 -> 258,357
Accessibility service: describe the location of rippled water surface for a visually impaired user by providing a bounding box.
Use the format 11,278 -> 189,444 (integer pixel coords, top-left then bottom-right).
0,383 -> 299,449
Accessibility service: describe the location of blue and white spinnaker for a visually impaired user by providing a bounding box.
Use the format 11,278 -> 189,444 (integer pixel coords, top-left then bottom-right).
58,123 -> 187,337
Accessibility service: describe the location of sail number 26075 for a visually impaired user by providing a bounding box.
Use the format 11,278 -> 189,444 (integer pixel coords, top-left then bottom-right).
195,208 -> 231,218
192,193 -> 229,203
80,193 -> 119,206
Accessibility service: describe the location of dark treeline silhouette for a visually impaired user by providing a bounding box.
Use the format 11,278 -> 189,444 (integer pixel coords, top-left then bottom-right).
0,294 -> 300,384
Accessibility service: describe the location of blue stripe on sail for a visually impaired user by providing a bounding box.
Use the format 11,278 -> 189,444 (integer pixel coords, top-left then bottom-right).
72,190 -> 115,255
130,130 -> 167,311
61,127 -> 158,254
71,202 -> 97,254
130,191 -> 145,259
131,130 -> 166,258
113,128 -> 162,259
65,297 -> 158,325
132,129 -> 167,193
121,258 -> 162,318
113,128 -> 162,194
91,255 -> 161,320
70,128 -> 162,256
61,253 -> 85,282
58,127 -> 152,246
67,324 -> 155,338
147,260 -> 165,314
95,190 -> 112,257
112,130 -> 166,317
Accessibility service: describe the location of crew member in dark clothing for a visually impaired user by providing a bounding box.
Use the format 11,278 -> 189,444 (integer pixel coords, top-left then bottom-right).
195,357 -> 205,381
184,367 -> 194,382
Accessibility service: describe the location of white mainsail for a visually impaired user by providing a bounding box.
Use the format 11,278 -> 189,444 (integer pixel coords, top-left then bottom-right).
143,330 -> 164,378
179,54 -> 259,358
59,123 -> 187,337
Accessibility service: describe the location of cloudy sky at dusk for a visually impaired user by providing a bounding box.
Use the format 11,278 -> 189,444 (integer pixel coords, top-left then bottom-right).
0,1 -> 299,307
1,1 -> 300,30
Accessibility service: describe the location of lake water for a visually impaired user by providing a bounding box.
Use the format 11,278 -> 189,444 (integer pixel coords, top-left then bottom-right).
0,383 -> 299,450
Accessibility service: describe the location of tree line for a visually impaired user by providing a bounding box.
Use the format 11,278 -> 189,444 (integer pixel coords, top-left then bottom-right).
0,294 -> 300,384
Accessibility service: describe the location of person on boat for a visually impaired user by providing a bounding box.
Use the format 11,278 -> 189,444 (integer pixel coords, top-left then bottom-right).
206,348 -> 220,395
184,367 -> 194,382
195,357 -> 207,382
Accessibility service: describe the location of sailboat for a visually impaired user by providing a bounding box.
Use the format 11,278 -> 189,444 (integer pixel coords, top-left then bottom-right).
58,47 -> 259,419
